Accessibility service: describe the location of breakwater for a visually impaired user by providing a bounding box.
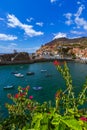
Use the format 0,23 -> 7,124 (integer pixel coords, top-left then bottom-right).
0,58 -> 74,66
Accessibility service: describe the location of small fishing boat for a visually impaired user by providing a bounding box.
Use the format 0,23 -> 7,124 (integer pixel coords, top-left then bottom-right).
41,69 -> 47,72
14,73 -> 24,78
4,85 -> 14,89
33,86 -> 43,90
26,72 -> 35,75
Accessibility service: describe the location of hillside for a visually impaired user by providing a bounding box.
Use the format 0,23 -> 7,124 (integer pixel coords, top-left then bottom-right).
36,37 -> 87,58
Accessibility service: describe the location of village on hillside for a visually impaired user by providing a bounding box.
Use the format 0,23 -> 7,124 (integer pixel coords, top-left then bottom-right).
1,37 -> 87,65
36,37 -> 87,62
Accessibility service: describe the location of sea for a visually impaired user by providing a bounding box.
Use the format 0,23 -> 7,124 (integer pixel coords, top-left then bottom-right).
0,61 -> 87,118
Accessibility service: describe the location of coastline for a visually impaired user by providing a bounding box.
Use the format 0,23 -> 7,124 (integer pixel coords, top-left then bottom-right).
0,55 -> 87,66
0,58 -> 74,66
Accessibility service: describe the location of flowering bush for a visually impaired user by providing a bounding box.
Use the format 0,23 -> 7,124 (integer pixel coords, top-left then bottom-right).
0,60 -> 87,130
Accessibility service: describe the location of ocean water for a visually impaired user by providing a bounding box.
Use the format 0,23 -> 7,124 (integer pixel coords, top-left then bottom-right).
0,61 -> 87,117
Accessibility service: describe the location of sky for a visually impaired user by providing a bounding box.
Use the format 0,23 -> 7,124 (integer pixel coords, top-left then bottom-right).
0,0 -> 87,53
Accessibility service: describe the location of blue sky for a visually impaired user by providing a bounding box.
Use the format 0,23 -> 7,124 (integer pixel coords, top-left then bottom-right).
0,0 -> 87,53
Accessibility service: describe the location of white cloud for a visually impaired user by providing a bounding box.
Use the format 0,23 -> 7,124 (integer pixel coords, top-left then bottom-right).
50,0 -> 57,3
7,14 -> 44,37
0,43 -> 39,53
75,17 -> 87,29
26,17 -> 34,22
64,4 -> 87,30
74,5 -> 85,17
70,30 -> 84,35
36,22 -> 43,27
20,46 -> 40,52
0,33 -> 17,41
10,43 -> 17,46
64,13 -> 73,25
0,17 -> 4,21
0,43 -> 18,53
77,1 -> 81,5
53,32 -> 67,39
74,5 -> 87,30
13,46 -> 40,53
65,20 -> 73,26
64,13 -> 72,19
7,14 -> 21,27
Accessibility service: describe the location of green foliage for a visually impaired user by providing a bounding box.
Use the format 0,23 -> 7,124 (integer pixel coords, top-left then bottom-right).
0,61 -> 87,130
56,62 -> 87,113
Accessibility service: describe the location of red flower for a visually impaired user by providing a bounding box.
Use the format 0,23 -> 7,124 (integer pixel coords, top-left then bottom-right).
53,60 -> 60,66
20,92 -> 24,97
29,95 -> 33,100
14,92 -> 26,99
22,86 -> 30,91
14,93 -> 19,99
80,116 -> 87,122
22,87 -> 26,90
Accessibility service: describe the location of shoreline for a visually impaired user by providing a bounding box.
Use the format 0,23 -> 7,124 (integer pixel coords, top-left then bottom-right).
0,58 -> 87,66
0,58 -> 75,66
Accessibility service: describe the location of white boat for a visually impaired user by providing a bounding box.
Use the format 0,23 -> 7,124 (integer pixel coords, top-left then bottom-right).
4,85 -> 14,89
14,73 -> 24,78
41,69 -> 47,72
33,86 -> 43,90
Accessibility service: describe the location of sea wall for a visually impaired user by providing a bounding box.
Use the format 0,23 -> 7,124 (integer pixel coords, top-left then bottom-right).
0,58 -> 74,66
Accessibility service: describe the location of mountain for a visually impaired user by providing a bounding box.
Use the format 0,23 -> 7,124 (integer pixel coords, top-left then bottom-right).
45,37 -> 87,45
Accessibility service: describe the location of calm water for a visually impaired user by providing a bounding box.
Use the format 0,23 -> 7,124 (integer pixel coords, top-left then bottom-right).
0,61 -> 87,117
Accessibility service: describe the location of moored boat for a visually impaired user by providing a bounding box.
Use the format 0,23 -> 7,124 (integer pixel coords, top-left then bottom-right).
32,86 -> 43,90
41,69 -> 47,72
14,73 -> 24,78
4,85 -> 14,89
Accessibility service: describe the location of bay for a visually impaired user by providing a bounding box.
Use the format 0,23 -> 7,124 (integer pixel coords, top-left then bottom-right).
0,61 -> 87,117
